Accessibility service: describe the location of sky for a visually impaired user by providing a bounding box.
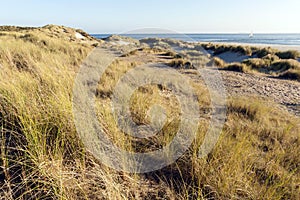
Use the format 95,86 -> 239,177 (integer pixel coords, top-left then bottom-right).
1,0 -> 300,34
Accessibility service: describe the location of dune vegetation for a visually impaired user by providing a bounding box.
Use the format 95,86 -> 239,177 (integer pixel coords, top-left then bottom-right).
0,26 -> 299,199
199,43 -> 300,81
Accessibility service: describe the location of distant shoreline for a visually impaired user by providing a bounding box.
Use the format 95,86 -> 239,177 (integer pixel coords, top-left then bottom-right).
92,33 -> 300,48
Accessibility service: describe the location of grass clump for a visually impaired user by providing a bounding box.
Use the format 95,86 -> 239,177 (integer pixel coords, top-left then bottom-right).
208,56 -> 226,67
275,50 -> 300,59
222,62 -> 249,72
234,45 -> 252,56
255,47 -> 277,58
213,45 -> 232,55
167,59 -> 194,69
242,58 -> 271,70
278,69 -> 300,81
270,59 -> 300,72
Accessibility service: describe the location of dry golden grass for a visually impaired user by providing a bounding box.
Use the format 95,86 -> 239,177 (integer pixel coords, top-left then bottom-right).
0,26 -> 299,199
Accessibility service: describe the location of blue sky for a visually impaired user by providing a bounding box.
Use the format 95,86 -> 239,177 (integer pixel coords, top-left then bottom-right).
1,0 -> 300,33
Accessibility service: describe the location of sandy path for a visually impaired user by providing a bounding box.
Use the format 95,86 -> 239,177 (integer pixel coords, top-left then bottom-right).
186,69 -> 300,116
221,71 -> 300,115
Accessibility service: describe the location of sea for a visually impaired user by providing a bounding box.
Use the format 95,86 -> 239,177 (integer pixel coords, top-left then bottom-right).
92,34 -> 300,46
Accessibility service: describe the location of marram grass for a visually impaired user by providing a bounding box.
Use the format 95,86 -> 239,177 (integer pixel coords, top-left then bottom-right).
0,26 -> 299,199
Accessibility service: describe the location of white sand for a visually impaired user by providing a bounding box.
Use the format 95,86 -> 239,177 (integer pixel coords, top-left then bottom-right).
216,51 -> 250,63
75,32 -> 85,39
110,40 -> 131,46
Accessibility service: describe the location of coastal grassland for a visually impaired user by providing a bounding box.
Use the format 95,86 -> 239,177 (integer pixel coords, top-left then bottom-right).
0,26 -> 299,199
